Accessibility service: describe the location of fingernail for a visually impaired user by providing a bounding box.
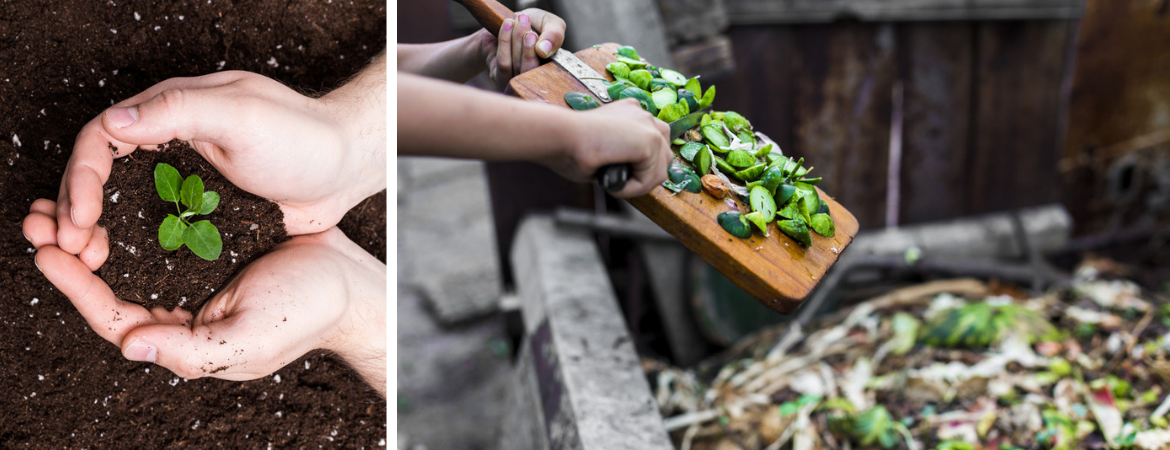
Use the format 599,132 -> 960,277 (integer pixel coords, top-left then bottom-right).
518,14 -> 529,26
106,106 -> 138,129
501,19 -> 512,32
23,229 -> 30,243
33,253 -> 42,273
125,341 -> 158,363
70,206 -> 78,228
538,40 -> 552,55
524,32 -> 536,47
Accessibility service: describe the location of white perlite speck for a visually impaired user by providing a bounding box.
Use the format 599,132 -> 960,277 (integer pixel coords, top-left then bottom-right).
109,191 -> 120,203
304,361 -> 310,370
30,298 -> 38,306
150,293 -> 158,300
169,378 -> 179,386
275,411 -> 282,418
37,375 -> 44,381
134,12 -> 140,20
12,134 -> 21,147
266,57 -> 278,67
273,374 -> 281,383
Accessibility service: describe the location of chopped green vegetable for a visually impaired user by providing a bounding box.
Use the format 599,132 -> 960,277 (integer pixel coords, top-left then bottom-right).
778,220 -> 812,246
726,150 -> 756,169
615,55 -> 646,69
617,45 -> 640,60
699,85 -> 716,108
659,69 -> 688,87
750,185 -> 777,222
606,62 -> 630,80
702,125 -> 730,152
629,69 -> 652,90
651,88 -> 677,111
733,163 -> 767,182
564,91 -> 601,111
717,211 -> 752,238
743,211 -> 769,236
679,142 -> 705,161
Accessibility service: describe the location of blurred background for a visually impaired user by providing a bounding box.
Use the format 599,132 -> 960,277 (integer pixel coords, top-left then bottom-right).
397,0 -> 1170,448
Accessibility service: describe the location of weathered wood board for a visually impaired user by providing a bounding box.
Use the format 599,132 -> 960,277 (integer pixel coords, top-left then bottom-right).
507,43 -> 859,313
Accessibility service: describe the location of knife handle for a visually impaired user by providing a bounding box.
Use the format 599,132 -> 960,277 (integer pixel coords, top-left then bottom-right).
597,164 -> 631,193
452,0 -> 513,38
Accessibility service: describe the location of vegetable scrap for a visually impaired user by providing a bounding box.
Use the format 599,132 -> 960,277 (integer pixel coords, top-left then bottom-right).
647,261 -> 1170,450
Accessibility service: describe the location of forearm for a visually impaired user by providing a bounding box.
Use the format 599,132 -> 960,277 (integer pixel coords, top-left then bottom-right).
397,37 -> 486,83
322,232 -> 388,397
397,72 -> 578,164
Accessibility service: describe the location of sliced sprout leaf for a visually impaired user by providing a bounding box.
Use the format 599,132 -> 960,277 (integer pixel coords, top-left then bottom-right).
743,211 -> 769,236
200,191 -> 220,215
618,86 -> 657,115
656,102 -> 687,122
754,143 -> 774,159
737,130 -> 755,146
607,83 -> 628,100
778,219 -> 812,246
648,78 -> 671,92
700,113 -> 711,128
154,163 -> 182,202
724,111 -> 752,134
179,174 -> 204,213
158,214 -> 187,251
672,138 -> 686,146
615,55 -> 646,69
679,142 -> 705,161
702,125 -> 730,151
565,91 -> 601,111
183,220 -> 223,261
617,45 -> 640,60
606,62 -> 630,80
696,145 -> 712,175
699,85 -> 716,108
684,77 -> 701,100
778,199 -> 805,223
760,167 -> 785,195
714,155 -> 737,174
811,213 -> 835,237
677,89 -> 699,111
733,163 -> 767,182
659,69 -> 688,87
717,211 -> 752,239
775,183 -> 797,207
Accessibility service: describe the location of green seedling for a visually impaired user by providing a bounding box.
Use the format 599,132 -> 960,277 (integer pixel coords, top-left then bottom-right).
154,163 -> 223,261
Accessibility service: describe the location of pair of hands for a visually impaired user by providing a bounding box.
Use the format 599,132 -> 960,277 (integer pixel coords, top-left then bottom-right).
399,8 -> 672,197
24,58 -> 388,391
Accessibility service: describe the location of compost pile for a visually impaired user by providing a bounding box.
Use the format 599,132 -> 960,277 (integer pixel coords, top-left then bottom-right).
651,259 -> 1170,450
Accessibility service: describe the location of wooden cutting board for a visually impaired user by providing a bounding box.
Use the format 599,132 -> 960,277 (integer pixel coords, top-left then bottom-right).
453,0 -> 858,313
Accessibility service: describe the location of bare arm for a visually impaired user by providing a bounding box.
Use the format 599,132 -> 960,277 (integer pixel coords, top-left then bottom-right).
397,73 -> 673,198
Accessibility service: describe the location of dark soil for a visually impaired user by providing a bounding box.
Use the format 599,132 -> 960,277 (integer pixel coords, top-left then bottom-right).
0,0 -> 387,447
99,141 -> 288,312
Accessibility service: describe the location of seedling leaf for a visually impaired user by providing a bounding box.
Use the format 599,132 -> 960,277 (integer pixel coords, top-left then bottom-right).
200,191 -> 220,215
159,214 -> 186,251
183,220 -> 222,261
154,163 -> 181,202
180,175 -> 204,213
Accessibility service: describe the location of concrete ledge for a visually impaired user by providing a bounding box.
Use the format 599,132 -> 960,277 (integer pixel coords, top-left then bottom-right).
501,216 -> 672,450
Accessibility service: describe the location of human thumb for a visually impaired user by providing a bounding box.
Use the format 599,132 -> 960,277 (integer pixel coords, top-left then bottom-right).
121,322 -> 264,382
100,87 -> 239,148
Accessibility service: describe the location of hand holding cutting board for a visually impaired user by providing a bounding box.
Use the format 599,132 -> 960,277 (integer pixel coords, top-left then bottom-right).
453,0 -> 860,313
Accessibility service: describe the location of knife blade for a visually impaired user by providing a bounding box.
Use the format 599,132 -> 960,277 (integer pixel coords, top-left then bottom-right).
550,48 -> 612,103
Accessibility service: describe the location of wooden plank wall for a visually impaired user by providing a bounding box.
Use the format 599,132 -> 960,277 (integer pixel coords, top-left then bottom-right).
715,21 -> 1075,229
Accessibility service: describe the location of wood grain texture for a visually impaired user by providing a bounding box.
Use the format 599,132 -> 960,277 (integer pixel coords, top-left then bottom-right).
507,43 -> 859,313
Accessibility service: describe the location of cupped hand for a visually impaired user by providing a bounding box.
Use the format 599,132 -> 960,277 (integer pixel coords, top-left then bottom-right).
545,99 -> 672,198
473,8 -> 566,90
24,200 -> 386,389
54,64 -> 386,255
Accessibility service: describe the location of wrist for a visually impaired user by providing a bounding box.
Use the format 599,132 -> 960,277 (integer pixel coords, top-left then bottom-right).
318,230 -> 387,396
321,54 -> 387,207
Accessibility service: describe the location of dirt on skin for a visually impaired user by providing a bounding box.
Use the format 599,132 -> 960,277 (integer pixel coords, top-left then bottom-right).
99,141 -> 288,312
0,0 -> 387,447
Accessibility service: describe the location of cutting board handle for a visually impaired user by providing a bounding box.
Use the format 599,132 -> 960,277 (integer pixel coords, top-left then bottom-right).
452,0 -> 513,37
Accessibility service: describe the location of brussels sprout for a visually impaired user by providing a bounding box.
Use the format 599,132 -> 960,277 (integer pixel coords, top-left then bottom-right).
659,69 -> 688,87
750,185 -> 777,222
726,149 -> 756,169
778,220 -> 812,246
695,145 -> 712,175
606,62 -> 630,80
656,102 -> 688,123
717,211 -> 752,239
618,86 -> 657,115
564,92 -> 600,111
758,167 -> 785,194
810,213 -> 835,237
651,88 -> 677,111
607,83 -> 628,100
724,111 -> 752,134
629,69 -> 652,90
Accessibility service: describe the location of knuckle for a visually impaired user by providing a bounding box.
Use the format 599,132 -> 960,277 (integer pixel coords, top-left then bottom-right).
158,88 -> 187,114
